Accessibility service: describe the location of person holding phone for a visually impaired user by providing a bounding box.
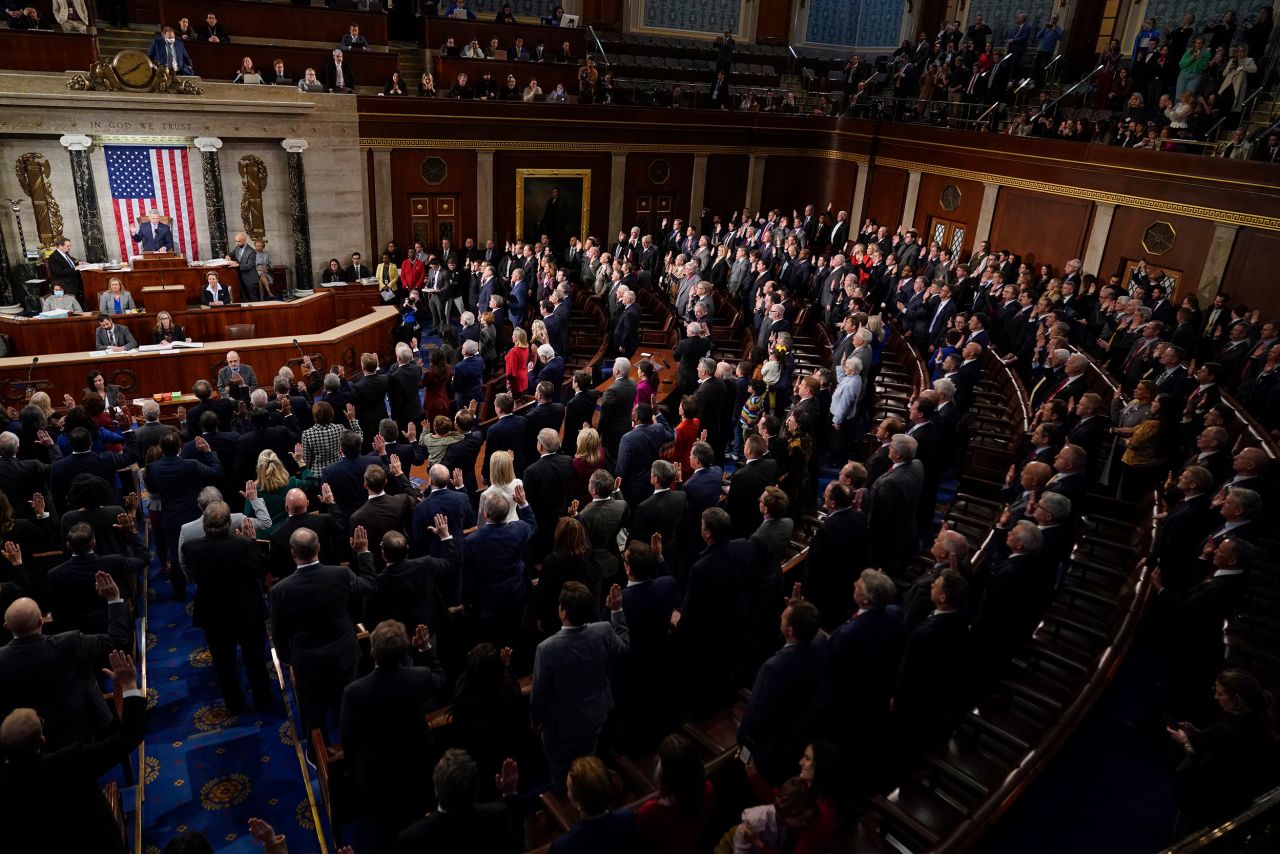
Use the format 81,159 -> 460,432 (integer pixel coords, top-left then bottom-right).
216,350 -> 258,402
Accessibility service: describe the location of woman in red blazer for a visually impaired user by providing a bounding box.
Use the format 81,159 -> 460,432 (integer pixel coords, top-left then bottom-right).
505,327 -> 530,395
401,254 -> 426,293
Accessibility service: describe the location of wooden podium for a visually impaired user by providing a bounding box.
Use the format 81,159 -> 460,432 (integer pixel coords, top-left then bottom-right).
132,253 -> 188,271
139,285 -> 187,316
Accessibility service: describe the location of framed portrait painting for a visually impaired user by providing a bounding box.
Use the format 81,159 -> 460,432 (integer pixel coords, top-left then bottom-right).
515,168 -> 591,249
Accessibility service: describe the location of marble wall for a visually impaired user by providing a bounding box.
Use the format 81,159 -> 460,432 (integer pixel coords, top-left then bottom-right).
0,74 -> 363,294
1141,0 -> 1250,33
804,0 -> 905,49
967,0 -> 1057,40
640,0 -> 744,35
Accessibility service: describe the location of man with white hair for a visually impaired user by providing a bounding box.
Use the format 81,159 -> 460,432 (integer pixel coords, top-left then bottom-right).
1029,348 -> 1071,408
673,321 -> 712,394
523,427 -> 573,564
902,529 -> 970,634
830,356 -> 863,462
612,288 -> 640,358
134,399 -> 177,459
387,341 -> 424,432
867,433 -> 923,573
675,261 -> 699,317
598,357 -> 636,460
529,343 -> 565,391
972,519 -> 1048,676
452,339 -> 484,412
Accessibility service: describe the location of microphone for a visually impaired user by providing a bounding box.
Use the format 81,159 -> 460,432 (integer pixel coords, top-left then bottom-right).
27,356 -> 37,384
293,338 -> 306,358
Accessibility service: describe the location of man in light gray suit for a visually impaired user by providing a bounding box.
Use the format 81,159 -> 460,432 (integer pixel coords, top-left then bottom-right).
94,314 -> 138,351
226,231 -> 260,301
176,485 -> 272,575
674,261 -> 699,318
530,580 -> 628,792
215,350 -> 259,402
727,245 -> 751,297
576,469 -> 629,593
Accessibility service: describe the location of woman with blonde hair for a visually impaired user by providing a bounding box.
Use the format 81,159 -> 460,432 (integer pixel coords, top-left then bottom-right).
530,318 -> 549,351
570,427 -> 607,506
250,447 -> 316,532
505,327 -> 530,395
152,311 -> 191,344
479,450 -> 522,522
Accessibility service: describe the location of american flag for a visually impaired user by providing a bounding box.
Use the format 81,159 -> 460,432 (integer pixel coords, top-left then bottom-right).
104,145 -> 200,261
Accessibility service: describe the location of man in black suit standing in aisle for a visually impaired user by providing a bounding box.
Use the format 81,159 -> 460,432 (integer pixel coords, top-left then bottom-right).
893,568 -> 972,750
867,434 -> 923,575
562,371 -> 598,458
386,342 -> 424,433
271,526 -> 377,734
598,357 -> 636,462
629,460 -> 687,550
803,482 -> 868,630
523,428 -> 574,565
351,353 -> 390,451
523,382 -> 565,465
46,237 -> 84,300
612,288 -> 641,359
146,431 -> 223,600
349,463 -> 415,571
725,434 -> 779,540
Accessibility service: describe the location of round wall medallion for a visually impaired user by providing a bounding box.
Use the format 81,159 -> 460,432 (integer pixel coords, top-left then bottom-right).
648,158 -> 671,185
1142,221 -> 1176,255
420,157 -> 448,185
940,184 -> 962,212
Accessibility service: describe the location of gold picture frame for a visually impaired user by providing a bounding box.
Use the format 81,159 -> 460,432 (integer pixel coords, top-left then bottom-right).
515,168 -> 591,245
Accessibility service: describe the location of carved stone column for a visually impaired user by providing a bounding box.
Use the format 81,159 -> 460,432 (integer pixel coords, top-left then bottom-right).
195,137 -> 227,260
0,217 -> 14,307
282,139 -> 311,297
58,134 -> 107,263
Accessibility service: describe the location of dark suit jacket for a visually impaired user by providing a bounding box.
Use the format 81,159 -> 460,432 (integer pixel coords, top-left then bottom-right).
803,506 -> 868,628
725,458 -> 780,539
524,402 -> 566,463
523,452 -> 574,561
598,376 -> 637,458
549,811 -> 639,854
46,249 -> 83,295
441,430 -> 483,497
0,453 -> 57,518
630,489 -> 688,550
739,638 -> 828,785
129,216 -> 176,250
681,539 -> 757,667
269,560 -> 377,669
563,390 -> 599,456
693,376 -> 727,445
49,437 -> 139,512
484,414 -> 529,476
820,605 -> 901,739
324,58 -> 357,90
577,494 -> 629,582
200,283 -> 233,306
894,609 -> 972,745
386,362 -> 424,426
351,372 -> 390,439
359,543 -> 457,636
268,509 -> 347,579
395,801 -> 521,854
616,416 -> 675,506
867,461 -> 923,570
412,487 -> 475,557
614,303 -> 640,356
0,600 -> 131,750
1155,492 -> 1219,591
186,398 -> 237,434
451,355 -> 485,411
350,494 -> 416,568
46,544 -> 146,635
183,533 -> 265,630
971,551 -> 1051,666
322,453 -> 387,521
461,505 -> 536,619
682,466 -> 723,518
147,450 -> 224,527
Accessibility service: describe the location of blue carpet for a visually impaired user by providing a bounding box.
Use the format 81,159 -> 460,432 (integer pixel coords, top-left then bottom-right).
139,555 -> 328,853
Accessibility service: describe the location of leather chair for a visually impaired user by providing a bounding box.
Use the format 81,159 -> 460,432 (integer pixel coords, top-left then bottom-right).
225,324 -> 257,340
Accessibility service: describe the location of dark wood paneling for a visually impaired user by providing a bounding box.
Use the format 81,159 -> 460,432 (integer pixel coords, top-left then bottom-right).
865,166 -> 908,234
912,172 -> 984,245
493,151 -> 613,244
0,30 -> 96,72
389,148 -> 479,243
435,56 -> 579,98
1221,228 -> 1280,320
761,156 -> 855,221
623,153 -> 693,235
754,0 -> 791,43
1101,207 -> 1216,301
185,41 -> 398,85
420,15 -> 585,51
988,187 -> 1093,272
702,154 -> 749,221
581,0 -> 623,27
159,0 -> 388,44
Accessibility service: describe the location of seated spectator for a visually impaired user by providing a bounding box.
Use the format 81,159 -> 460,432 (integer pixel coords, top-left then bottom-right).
342,23 -> 369,51
298,67 -> 324,93
418,72 -> 438,97
383,71 -> 407,96
552,756 -> 638,851
197,11 -> 228,42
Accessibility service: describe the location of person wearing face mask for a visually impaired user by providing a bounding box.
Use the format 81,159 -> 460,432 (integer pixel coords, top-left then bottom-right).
147,25 -> 195,75
41,284 -> 82,314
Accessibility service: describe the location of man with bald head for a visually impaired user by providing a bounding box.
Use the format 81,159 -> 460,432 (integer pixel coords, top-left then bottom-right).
356,517 -> 456,641
0,571 -> 130,750
952,342 -> 984,412
267,485 -> 346,580
1004,460 -> 1052,524
269,524 -> 377,732
413,464 -> 475,568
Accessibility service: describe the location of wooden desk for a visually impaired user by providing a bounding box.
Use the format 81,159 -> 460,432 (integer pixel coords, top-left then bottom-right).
0,30 -> 96,73
434,55 -> 580,96
159,0 -> 389,46
0,305 -> 398,406
421,16 -> 583,53
185,41 -> 399,87
80,263 -> 286,309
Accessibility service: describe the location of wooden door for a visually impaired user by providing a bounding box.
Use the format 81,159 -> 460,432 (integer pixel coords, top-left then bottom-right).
917,0 -> 949,43
928,216 -> 968,260
410,195 -> 459,252
755,0 -> 791,44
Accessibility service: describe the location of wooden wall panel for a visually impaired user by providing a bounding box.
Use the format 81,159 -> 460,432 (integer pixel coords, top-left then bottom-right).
703,154 -> 750,220
1221,228 -> 1280,320
623,153 -> 694,236
389,148 -> 479,244
912,172 -> 985,245
865,166 -> 908,234
760,156 -> 855,221
988,188 -> 1093,273
1100,207 -> 1215,302
493,151 -> 613,244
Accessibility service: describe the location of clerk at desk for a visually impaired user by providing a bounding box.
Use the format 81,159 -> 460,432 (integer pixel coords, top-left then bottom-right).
96,313 -> 138,352
97,277 -> 137,315
201,271 -> 233,307
41,284 -> 82,313
130,210 -> 174,253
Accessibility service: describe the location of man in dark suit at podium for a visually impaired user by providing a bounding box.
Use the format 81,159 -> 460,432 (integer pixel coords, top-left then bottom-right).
46,237 -> 84,300
130,210 -> 174,253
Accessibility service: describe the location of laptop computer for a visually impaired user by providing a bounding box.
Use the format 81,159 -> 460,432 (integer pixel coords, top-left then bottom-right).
561,13 -> 579,27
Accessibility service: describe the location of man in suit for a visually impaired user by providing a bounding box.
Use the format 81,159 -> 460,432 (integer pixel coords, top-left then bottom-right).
462,488 -> 536,643
0,648 -> 143,854
46,237 -> 83,299
0,573 -> 131,751
612,288 -> 641,358
185,380 -> 237,435
322,431 -> 391,521
804,482 -> 869,629
343,251 -> 370,282
441,410 -> 484,501
829,209 -> 851,253
598,357 -> 636,460
523,428 -> 574,564
971,521 -> 1050,678
386,343 -> 424,432
268,487 -> 347,580
562,371 -> 599,458
324,47 -> 356,92
451,340 -> 485,412
340,619 -> 448,854
676,507 -> 758,713
412,464 -> 475,559
0,430 -> 59,518
350,353 -> 390,449
578,469 -> 630,590
484,393 -> 529,477
147,27 -> 194,75
906,394 -> 944,539
629,460 -> 687,551
46,519 -> 146,636
148,431 -> 223,599
270,526 -> 377,732
726,433 -> 780,539
49,426 -> 138,522
616,403 -> 674,507
531,580 -> 628,791
738,596 -> 827,786
395,750 -> 523,853
129,209 -> 175,252
215,350 -> 258,404
867,433 -> 923,574
225,232 -> 260,301
682,441 -> 723,519
182,503 -> 273,713
93,314 -> 137,352
357,516 -> 456,643
349,464 -> 415,571
750,485 -> 794,571
894,568 -> 972,749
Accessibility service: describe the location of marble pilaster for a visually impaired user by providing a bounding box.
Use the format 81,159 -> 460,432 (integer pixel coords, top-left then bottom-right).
744,154 -> 766,215
1196,223 -> 1239,307
1081,202 -> 1116,275
901,169 -> 922,232
850,164 -> 869,225
58,134 -> 106,263
972,182 -> 1000,249
609,152 -> 627,240
282,139 -> 311,297
688,154 -> 708,226
476,150 -> 494,241
0,216 -> 13,306
194,137 -> 228,260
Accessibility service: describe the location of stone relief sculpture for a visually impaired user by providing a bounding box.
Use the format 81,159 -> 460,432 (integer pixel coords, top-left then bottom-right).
237,154 -> 268,239
15,152 -> 63,247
